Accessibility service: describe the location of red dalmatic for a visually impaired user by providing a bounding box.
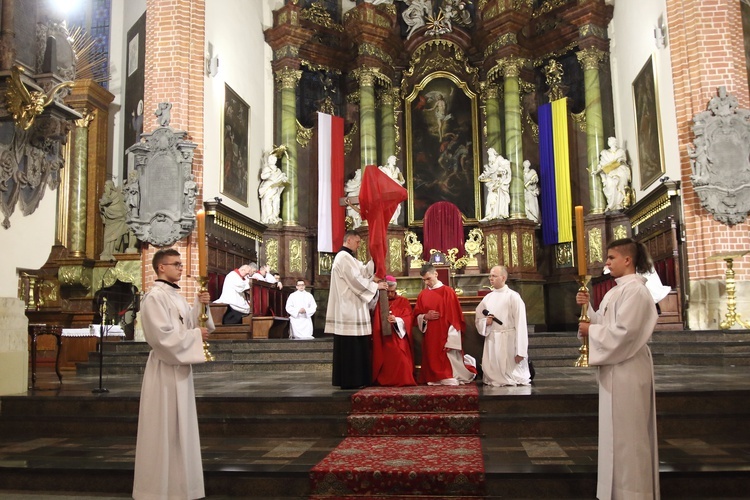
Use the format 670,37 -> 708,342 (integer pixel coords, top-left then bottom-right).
372,295 -> 417,387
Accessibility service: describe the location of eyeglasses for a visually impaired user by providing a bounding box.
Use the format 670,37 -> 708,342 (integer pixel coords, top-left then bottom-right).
162,262 -> 183,269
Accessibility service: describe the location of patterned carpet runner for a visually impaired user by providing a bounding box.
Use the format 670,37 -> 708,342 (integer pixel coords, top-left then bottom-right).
310,385 -> 486,498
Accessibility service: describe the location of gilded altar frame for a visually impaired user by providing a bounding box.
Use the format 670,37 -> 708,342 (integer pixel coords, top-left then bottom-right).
405,71 -> 481,226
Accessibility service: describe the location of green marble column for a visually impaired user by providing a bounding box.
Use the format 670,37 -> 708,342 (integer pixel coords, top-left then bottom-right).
275,67 -> 302,225
577,48 -> 607,215
68,111 -> 94,257
379,88 -> 396,163
355,68 -> 377,169
501,58 -> 526,219
484,83 -> 502,155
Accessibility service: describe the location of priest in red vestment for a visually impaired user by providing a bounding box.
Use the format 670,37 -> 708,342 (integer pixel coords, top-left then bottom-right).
372,275 -> 417,386
414,264 -> 477,385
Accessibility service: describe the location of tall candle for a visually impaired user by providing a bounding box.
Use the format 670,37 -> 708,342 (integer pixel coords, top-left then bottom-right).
196,209 -> 207,277
574,205 -> 587,276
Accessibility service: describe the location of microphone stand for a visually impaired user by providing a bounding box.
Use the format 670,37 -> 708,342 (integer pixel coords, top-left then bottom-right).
92,297 -> 110,394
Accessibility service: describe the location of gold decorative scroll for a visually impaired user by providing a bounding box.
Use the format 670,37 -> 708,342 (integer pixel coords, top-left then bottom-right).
266,238 -> 279,272
522,232 -> 534,267
486,234 -> 499,268
588,227 -> 603,264
289,239 -> 304,273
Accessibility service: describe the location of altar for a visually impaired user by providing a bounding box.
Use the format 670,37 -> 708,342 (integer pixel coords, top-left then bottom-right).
60,325 -> 125,368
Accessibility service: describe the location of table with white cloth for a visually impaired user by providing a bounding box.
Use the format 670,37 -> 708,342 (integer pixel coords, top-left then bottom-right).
60,325 -> 126,367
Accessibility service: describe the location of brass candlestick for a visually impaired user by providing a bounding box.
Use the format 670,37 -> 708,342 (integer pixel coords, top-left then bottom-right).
713,252 -> 750,330
575,275 -> 592,367
195,276 -> 215,362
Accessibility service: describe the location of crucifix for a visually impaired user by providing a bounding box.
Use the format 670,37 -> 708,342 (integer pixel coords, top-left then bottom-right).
338,195 -> 391,335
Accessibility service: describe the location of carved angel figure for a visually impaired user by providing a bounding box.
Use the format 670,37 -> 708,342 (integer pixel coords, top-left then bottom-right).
5,66 -> 73,131
399,0 -> 432,39
154,102 -> 172,127
344,169 -> 362,229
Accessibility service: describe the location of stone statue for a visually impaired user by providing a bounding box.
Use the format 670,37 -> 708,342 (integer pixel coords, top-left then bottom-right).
523,160 -> 540,224
258,150 -> 288,225
344,169 -> 362,229
154,102 -> 172,127
478,148 -> 511,221
378,155 -> 405,225
99,180 -> 137,260
183,173 -> 197,215
595,137 -> 631,212
401,0 -> 432,39
124,171 -> 140,219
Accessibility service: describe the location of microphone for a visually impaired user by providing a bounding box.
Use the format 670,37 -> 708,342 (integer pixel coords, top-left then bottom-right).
482,309 -> 503,325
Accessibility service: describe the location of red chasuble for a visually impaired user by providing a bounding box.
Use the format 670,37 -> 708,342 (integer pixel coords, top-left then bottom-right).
372,295 -> 417,386
414,285 -> 467,384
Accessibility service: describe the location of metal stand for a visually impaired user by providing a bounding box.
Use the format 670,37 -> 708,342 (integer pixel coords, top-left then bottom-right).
92,323 -> 109,394
713,252 -> 750,330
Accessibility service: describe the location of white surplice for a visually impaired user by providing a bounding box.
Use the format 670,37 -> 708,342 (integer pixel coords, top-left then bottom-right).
587,273 -> 660,500
286,289 -> 317,339
474,285 -> 531,386
133,281 -> 215,500
214,269 -> 250,314
324,251 -> 377,336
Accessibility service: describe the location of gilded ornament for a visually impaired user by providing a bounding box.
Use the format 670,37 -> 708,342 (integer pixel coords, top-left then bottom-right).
576,47 -> 607,71
483,33 -> 518,59
275,67 -> 302,89
613,224 -> 627,241
296,119 -> 313,148
511,232 -> 518,267
502,233 -> 510,266
388,238 -> 403,273
404,230 -> 425,268
486,234 -> 499,268
75,109 -> 95,128
555,242 -> 573,268
357,238 -> 368,263
266,239 -> 279,272
532,0 -> 572,18
58,265 -> 92,288
300,2 -> 344,32
318,252 -> 333,275
579,24 -> 608,40
631,193 -> 671,228
571,110 -> 587,132
4,66 -> 74,131
289,239 -> 304,273
464,227 -> 485,266
344,122 -> 358,155
359,43 -> 393,66
522,232 -> 534,267
588,227 -> 603,264
211,211 -> 263,241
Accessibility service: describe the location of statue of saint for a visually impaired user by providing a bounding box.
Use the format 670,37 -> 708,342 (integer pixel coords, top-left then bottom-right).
479,148 -> 511,221
124,171 -> 140,219
99,180 -> 137,260
183,174 -> 197,215
344,169 -> 362,229
595,137 -> 632,212
378,155 -> 405,225
258,151 -> 288,225
523,160 -> 540,223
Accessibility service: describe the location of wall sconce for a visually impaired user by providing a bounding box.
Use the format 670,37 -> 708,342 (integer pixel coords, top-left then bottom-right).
654,23 -> 667,49
206,55 -> 219,77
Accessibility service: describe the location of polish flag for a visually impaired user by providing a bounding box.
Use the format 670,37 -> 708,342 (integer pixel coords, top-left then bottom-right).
317,112 -> 345,253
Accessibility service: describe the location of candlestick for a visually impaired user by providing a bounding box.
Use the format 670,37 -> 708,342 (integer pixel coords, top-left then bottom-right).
196,209 -> 207,277
574,205 -> 587,276
196,276 -> 215,362
575,275 -> 592,368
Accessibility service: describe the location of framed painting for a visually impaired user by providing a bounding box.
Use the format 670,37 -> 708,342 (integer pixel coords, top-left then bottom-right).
221,83 -> 250,206
632,55 -> 665,189
405,71 -> 481,225
123,12 -> 145,177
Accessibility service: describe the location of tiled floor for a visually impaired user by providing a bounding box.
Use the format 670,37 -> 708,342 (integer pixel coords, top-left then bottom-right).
2,365 -> 750,499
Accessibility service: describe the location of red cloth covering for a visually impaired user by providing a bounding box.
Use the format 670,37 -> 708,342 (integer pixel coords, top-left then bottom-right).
372,294 -> 416,387
414,285 -> 470,384
422,201 -> 465,260
359,165 -> 408,278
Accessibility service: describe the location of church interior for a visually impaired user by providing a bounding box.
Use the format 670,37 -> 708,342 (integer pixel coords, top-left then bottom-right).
0,0 -> 749,498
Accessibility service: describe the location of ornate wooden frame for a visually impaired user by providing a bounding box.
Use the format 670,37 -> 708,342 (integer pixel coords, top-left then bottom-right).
405,71 -> 481,226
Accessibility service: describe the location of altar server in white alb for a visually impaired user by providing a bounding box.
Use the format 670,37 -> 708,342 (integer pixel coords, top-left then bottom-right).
286,279 -> 317,339
474,265 -> 531,386
133,248 -> 215,500
576,237 -> 660,500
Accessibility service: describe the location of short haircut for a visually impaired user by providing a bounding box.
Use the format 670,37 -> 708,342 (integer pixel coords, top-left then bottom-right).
296,279 -> 305,285
608,238 -> 653,274
491,265 -> 508,279
249,262 -> 258,272
152,248 -> 180,272
343,230 -> 359,243
420,264 -> 436,276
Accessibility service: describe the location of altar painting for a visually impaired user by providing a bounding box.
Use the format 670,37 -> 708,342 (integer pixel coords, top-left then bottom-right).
406,72 -> 480,225
221,84 -> 250,206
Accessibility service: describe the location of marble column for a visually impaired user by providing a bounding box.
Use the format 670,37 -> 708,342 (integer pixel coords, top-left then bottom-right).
501,58 -> 526,219
355,67 -> 378,169
275,67 -> 302,226
68,110 -> 94,257
483,83 -> 502,155
577,47 -> 607,215
0,0 -> 16,70
378,88 -> 396,163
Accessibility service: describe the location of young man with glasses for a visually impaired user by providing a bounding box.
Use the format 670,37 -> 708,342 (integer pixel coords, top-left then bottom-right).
133,248 -> 215,500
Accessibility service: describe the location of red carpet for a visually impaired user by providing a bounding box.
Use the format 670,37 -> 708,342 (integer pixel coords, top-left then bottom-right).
310,385 -> 485,498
